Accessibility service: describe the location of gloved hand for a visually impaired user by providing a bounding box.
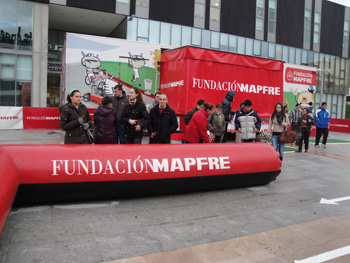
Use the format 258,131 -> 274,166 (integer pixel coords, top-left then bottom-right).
77,117 -> 84,125
82,123 -> 89,130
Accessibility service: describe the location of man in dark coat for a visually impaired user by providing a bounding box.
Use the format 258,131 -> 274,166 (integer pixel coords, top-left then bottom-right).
184,99 -> 205,126
221,90 -> 235,142
149,94 -> 179,144
111,84 -> 129,144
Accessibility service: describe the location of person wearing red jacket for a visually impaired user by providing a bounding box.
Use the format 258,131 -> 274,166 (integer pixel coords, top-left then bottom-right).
184,103 -> 214,143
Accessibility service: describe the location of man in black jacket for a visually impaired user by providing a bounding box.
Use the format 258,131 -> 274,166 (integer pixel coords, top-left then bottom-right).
149,94 -> 179,144
184,99 -> 205,126
111,84 -> 129,144
221,91 -> 236,142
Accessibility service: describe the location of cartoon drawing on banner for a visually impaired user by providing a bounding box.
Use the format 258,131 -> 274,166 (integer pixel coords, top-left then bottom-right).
81,52 -> 113,99
124,52 -> 148,87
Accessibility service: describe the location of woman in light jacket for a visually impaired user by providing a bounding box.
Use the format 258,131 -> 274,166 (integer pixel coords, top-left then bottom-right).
207,103 -> 226,143
267,103 -> 290,161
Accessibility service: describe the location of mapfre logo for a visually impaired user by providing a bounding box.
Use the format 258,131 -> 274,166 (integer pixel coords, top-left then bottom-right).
285,67 -> 316,85
0,116 -> 19,120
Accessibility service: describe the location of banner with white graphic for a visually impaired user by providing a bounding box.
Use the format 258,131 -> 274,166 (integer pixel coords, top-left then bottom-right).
0,107 -> 23,129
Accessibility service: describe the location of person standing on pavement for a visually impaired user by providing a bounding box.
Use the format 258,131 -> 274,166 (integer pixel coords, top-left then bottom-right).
184,103 -> 214,143
207,103 -> 225,143
221,91 -> 236,142
295,108 -> 315,153
59,89 -> 92,144
111,84 -> 128,144
267,103 -> 290,161
184,99 -> 205,126
93,96 -> 118,144
149,94 -> 178,144
289,103 -> 302,132
146,91 -> 162,113
315,102 -> 330,148
234,99 -> 261,143
122,87 -> 150,144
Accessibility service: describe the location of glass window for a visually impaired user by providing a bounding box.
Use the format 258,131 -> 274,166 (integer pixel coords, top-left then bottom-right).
257,0 -> 264,8
202,30 -> 211,48
211,31 -> 220,49
275,44 -> 282,60
308,51 -> 314,66
127,18 -> 137,41
160,22 -> 171,45
268,0 -> 276,34
210,0 -> 220,22
268,43 -> 275,58
296,49 -> 302,64
136,0 -> 149,7
314,12 -> 321,45
0,54 -> 16,64
0,80 -> 16,106
256,0 -> 264,31
182,26 -> 192,46
117,0 -> 130,3
17,55 -> 32,80
0,0 -> 17,49
313,52 -> 320,67
17,0 -> 33,51
220,33 -> 229,51
343,21 -> 349,50
261,41 -> 268,58
302,50 -> 308,64
237,37 -> 245,54
192,28 -> 202,46
149,21 -> 160,44
171,24 -> 181,46
228,35 -> 237,53
246,38 -> 253,56
137,18 -> 149,38
1,65 -> 15,78
337,95 -> 343,118
282,46 -> 289,62
195,0 -> 205,19
289,47 -> 295,63
17,81 -> 31,106
304,9 -> 311,42
253,40 -> 261,56
256,18 -> 264,31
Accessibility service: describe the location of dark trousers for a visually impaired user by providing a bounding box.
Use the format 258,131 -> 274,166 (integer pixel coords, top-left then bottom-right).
117,124 -> 126,144
298,128 -> 310,151
241,139 -> 254,143
214,135 -> 222,143
315,127 -> 329,145
222,123 -> 228,143
126,137 -> 142,144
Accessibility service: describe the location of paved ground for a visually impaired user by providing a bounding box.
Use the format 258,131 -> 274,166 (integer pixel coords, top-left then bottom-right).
0,129 -> 350,263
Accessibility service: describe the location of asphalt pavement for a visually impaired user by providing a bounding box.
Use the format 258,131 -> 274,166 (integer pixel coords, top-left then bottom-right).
0,129 -> 349,263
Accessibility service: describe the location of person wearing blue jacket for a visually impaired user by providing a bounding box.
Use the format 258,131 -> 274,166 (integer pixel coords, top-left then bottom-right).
315,102 -> 330,148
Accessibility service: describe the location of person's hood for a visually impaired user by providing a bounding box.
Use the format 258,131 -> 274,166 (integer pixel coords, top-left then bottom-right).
225,91 -> 236,102
318,107 -> 325,111
96,105 -> 115,117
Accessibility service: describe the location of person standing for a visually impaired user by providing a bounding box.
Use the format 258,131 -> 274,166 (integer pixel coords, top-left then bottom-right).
146,91 -> 162,113
184,99 -> 205,126
221,91 -> 236,142
184,103 -> 214,143
315,102 -> 330,148
289,103 -> 302,132
295,108 -> 315,153
234,100 -> 261,143
267,103 -> 290,161
122,87 -> 150,144
149,94 -> 179,144
93,96 -> 118,144
59,89 -> 92,144
111,84 -> 128,144
207,103 -> 225,143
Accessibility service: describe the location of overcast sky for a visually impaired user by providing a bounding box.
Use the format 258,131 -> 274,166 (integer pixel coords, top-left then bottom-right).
328,0 -> 350,8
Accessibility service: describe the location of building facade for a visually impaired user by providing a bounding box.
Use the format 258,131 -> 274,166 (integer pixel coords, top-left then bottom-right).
0,0 -> 349,118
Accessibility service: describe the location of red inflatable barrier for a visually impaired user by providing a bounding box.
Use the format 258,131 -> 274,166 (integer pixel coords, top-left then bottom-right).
0,143 -> 281,235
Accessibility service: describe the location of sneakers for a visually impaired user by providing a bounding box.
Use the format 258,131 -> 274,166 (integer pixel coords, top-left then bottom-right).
323,144 -> 327,148
315,144 -> 320,148
295,150 -> 302,153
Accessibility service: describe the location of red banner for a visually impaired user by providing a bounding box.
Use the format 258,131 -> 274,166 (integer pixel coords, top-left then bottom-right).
285,67 -> 317,85
329,118 -> 350,133
160,46 -> 284,117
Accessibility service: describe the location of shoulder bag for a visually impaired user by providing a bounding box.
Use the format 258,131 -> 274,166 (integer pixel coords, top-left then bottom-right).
278,127 -> 296,143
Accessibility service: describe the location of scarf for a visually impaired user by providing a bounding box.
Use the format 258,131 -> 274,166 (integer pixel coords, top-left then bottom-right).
276,112 -> 283,125
129,99 -> 136,106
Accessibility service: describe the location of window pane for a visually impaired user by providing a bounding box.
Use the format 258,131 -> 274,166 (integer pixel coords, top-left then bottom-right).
237,37 -> 245,54
275,44 -> 282,60
0,54 -> 16,64
314,12 -> 320,23
182,26 -> 191,46
202,30 -> 210,48
171,24 -> 181,46
211,0 -> 220,7
149,21 -> 160,44
302,50 -> 308,64
127,18 -> 137,41
256,18 -> 264,31
220,33 -> 228,51
17,55 -> 32,80
296,49 -> 301,64
0,80 -> 16,106
196,0 -> 205,3
137,18 -> 149,38
17,0 -> 33,51
228,35 -> 237,52
1,65 -> 15,78
160,23 -> 171,45
268,21 -> 275,34
262,41 -> 268,57
195,3 -> 205,18
0,0 -> 17,49
269,0 -> 276,9
17,81 -> 31,106
253,40 -> 261,56
211,31 -> 220,49
136,0 -> 149,7
268,43 -> 275,58
192,28 -> 202,46
257,0 -> 264,8
210,7 -> 220,22
117,0 -> 130,3
246,38 -> 253,55
314,32 -> 319,44
289,47 -> 295,63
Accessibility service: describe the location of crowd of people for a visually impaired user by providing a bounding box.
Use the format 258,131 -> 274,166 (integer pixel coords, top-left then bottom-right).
59,86 -> 331,161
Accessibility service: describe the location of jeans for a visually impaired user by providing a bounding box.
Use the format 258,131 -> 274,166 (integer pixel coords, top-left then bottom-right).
315,127 -> 329,145
117,124 -> 126,144
272,135 -> 284,160
126,137 -> 142,144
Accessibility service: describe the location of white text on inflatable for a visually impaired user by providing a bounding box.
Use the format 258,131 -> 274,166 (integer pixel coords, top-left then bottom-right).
51,156 -> 231,176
